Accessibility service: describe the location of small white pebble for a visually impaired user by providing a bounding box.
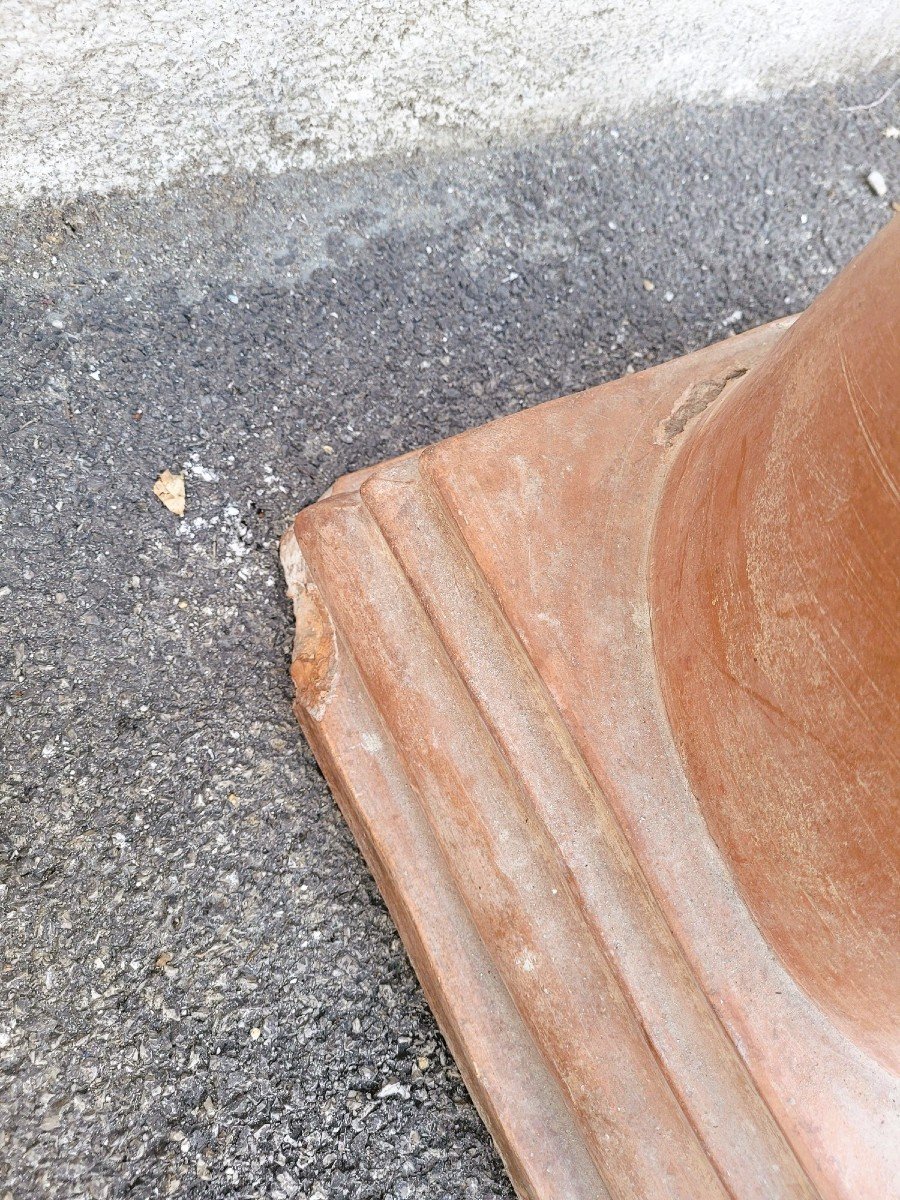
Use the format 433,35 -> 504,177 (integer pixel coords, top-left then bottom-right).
377,1081 -> 409,1099
867,170 -> 888,198
883,127 -> 899,139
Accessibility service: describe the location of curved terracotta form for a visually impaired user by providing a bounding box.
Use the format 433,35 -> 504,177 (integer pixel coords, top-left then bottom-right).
282,219 -> 899,1198
651,219 -> 900,1068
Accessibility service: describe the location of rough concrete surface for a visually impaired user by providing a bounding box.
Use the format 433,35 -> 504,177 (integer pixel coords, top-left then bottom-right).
1,76 -> 898,1199
1,0 -> 898,202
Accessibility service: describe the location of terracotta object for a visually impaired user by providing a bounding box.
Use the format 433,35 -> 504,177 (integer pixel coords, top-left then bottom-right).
281,219 -> 899,1199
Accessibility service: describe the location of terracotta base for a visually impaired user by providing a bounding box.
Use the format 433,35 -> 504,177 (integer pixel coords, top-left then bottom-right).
282,286 -> 897,1196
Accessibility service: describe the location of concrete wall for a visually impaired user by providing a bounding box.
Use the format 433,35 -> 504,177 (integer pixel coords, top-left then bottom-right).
1,0 -> 897,203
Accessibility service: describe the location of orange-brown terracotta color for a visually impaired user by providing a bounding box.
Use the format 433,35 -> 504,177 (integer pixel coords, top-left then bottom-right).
651,219 -> 900,1070
281,218 -> 899,1200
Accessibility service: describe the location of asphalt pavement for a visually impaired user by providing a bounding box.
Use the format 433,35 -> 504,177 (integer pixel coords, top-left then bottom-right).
1,73 -> 897,1200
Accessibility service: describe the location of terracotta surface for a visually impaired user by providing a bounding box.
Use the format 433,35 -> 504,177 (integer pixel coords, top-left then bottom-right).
281,220 -> 899,1199
651,219 -> 900,1068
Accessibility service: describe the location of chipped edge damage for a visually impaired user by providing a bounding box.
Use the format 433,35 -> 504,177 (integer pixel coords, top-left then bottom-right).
654,315 -> 801,446
655,366 -> 750,445
280,526 -> 339,721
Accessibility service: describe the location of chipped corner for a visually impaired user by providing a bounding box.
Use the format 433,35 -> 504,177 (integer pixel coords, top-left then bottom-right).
280,526 -> 338,722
